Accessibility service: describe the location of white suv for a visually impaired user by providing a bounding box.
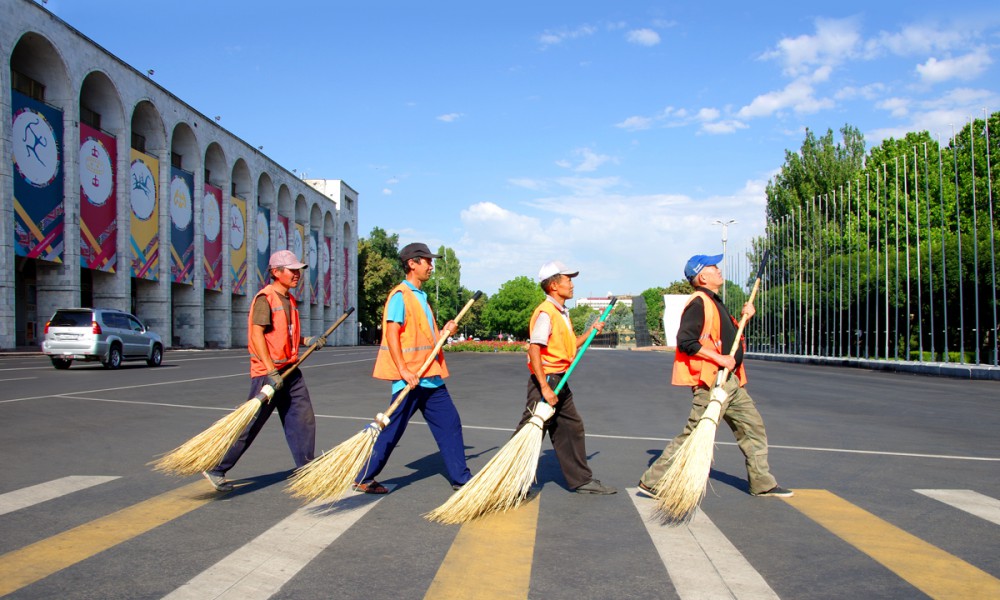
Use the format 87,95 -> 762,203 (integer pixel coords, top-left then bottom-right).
41,308 -> 164,370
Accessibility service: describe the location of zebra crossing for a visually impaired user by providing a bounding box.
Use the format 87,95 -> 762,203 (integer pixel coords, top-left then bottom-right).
1,475 -> 997,599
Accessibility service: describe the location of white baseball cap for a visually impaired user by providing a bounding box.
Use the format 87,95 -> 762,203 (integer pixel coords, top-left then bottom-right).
537,260 -> 579,282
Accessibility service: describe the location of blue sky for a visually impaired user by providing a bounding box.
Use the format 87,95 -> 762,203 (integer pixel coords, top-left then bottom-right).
41,1 -> 1000,297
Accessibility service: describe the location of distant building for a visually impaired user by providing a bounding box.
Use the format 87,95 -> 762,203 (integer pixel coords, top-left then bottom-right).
575,296 -> 632,311
1,0 -> 358,349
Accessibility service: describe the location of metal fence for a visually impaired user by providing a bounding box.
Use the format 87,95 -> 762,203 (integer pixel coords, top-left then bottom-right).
725,112 -> 998,367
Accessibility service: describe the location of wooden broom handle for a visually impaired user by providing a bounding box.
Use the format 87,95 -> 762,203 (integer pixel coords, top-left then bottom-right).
715,250 -> 770,384
381,291 -> 482,419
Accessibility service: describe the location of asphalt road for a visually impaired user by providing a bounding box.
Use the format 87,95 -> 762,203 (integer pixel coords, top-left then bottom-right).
1,347 -> 998,599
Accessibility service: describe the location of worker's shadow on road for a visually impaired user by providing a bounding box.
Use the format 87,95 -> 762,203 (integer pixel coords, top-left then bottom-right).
641,448 -> 749,494
382,444 -> 498,491
222,469 -> 296,498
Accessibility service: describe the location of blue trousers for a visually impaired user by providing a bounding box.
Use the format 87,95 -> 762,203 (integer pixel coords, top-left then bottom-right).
211,369 -> 316,475
356,385 -> 471,486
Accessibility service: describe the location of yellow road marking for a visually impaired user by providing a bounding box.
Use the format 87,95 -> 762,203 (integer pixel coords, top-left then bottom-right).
785,489 -> 1000,599
425,494 -> 540,600
0,481 -> 219,596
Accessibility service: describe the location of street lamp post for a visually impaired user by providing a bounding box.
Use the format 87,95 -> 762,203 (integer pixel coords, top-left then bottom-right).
713,219 -> 737,303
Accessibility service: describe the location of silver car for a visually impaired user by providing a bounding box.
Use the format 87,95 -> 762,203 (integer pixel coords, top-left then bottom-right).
41,308 -> 164,369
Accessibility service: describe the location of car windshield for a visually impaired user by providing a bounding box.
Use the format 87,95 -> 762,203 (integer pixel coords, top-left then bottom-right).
50,311 -> 93,327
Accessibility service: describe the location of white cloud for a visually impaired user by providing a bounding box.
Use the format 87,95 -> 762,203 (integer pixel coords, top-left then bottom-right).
437,112 -> 464,122
916,47 -> 993,83
626,28 -> 661,47
508,178 -> 546,191
738,79 -> 834,119
382,188 -> 392,195
868,87 -> 1000,144
875,24 -> 967,56
539,25 -> 597,48
455,176 -> 771,295
762,17 -> 862,77
616,115 -> 654,131
876,97 -> 910,118
696,107 -> 720,121
701,119 -> 749,135
556,148 -> 616,173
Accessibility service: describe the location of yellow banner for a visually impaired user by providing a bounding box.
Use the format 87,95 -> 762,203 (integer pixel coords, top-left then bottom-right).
230,196 -> 247,295
129,148 -> 159,280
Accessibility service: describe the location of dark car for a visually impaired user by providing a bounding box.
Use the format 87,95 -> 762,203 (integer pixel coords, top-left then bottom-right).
41,308 -> 164,369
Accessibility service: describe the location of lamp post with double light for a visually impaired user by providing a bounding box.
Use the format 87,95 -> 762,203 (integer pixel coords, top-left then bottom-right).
713,219 -> 737,303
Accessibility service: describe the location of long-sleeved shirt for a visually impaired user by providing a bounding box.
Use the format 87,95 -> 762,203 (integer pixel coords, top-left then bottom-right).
676,287 -> 744,369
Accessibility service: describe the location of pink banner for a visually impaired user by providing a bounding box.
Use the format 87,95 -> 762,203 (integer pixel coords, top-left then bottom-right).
79,123 -> 117,271
202,184 -> 223,290
277,214 -> 289,252
323,237 -> 332,306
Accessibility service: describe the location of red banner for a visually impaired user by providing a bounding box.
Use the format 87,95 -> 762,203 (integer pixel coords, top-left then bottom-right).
323,237 -> 332,306
277,214 -> 289,251
203,184 -> 223,290
79,123 -> 117,271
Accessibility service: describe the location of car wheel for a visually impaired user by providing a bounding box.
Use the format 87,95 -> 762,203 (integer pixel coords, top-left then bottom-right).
147,344 -> 163,367
104,344 -> 123,369
51,357 -> 72,370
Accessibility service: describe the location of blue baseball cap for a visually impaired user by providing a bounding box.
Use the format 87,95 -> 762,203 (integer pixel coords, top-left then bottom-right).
683,254 -> 724,281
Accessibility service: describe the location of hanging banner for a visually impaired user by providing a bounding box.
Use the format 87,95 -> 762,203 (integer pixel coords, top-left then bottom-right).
323,236 -> 332,307
203,183 -> 223,291
129,148 -> 159,280
293,222 -> 305,263
79,123 -> 117,272
169,167 -> 194,284
230,196 -> 247,295
12,90 -> 64,263
277,214 -> 289,253
343,246 -> 350,311
308,230 -> 319,304
256,206 -> 270,291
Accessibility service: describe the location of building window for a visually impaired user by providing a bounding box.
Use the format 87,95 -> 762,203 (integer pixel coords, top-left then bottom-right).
80,105 -> 101,130
131,132 -> 146,153
171,152 -> 183,169
12,70 -> 45,101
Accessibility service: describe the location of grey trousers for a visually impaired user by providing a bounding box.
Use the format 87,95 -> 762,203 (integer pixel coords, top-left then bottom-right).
640,374 -> 778,495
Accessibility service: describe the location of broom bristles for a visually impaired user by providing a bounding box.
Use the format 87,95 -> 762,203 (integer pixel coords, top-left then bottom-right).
651,401 -> 722,522
150,398 -> 261,476
286,425 -> 379,503
425,423 -> 545,525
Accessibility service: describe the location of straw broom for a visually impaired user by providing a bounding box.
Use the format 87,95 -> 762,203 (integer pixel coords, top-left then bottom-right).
425,297 -> 619,525
287,292 -> 483,504
652,251 -> 771,522
150,307 -> 355,476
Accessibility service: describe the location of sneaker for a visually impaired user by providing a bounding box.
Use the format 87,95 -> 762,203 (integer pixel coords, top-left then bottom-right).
753,485 -> 794,498
451,483 -> 465,491
575,479 -> 617,495
636,481 -> 657,498
202,471 -> 233,492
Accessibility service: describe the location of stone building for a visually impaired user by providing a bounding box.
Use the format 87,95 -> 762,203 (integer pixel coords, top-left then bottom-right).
1,0 -> 358,350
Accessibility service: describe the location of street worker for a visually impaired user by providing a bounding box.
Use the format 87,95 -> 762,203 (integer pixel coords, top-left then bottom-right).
638,253 -> 792,498
516,260 -> 617,495
202,249 -> 322,492
356,242 -> 472,494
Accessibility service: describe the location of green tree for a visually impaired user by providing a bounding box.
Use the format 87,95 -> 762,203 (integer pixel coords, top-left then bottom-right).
481,276 -> 544,339
357,227 -> 402,340
568,304 -> 598,335
605,303 -> 633,332
639,287 -> 667,334
430,245 -> 462,324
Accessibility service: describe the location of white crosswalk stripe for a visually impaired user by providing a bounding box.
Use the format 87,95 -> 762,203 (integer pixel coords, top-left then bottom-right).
0,476 -> 120,516
914,489 -> 1000,526
627,488 -> 780,600
162,490 -> 387,600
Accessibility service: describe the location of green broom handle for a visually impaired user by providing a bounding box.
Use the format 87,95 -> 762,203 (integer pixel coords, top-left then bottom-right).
552,296 -> 618,395
715,249 -> 771,385
381,291 -> 483,420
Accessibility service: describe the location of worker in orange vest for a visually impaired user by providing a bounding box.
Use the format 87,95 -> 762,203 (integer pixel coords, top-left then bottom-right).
357,243 -> 471,494
638,253 -> 792,498
515,260 -> 616,495
203,250 -> 323,492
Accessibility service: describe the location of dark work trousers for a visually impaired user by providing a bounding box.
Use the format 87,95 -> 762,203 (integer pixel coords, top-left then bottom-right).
517,373 -> 593,490
356,385 -> 472,487
211,369 -> 316,475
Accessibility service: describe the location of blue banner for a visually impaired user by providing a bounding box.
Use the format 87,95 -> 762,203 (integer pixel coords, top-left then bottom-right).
12,90 -> 64,263
169,166 -> 194,284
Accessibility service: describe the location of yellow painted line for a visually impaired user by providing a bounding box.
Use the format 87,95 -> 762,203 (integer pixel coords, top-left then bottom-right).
0,481 -> 220,596
784,489 -> 1000,599
424,494 -> 540,600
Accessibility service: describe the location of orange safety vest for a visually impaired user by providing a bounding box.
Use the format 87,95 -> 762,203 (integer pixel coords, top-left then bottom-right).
372,283 -> 449,381
671,290 -> 748,388
248,285 -> 301,377
527,299 -> 577,375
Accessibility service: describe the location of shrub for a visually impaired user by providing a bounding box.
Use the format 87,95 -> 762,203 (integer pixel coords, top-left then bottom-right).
445,340 -> 528,353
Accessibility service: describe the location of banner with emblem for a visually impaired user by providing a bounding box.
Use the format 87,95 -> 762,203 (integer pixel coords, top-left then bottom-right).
323,236 -> 332,306
79,123 -> 117,271
256,206 -> 270,292
230,196 -> 247,295
202,183 -> 223,291
12,90 -> 64,263
293,223 -> 306,295
308,230 -> 320,304
169,167 -> 194,284
343,246 -> 350,311
129,149 -> 159,280
277,214 -> 289,253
